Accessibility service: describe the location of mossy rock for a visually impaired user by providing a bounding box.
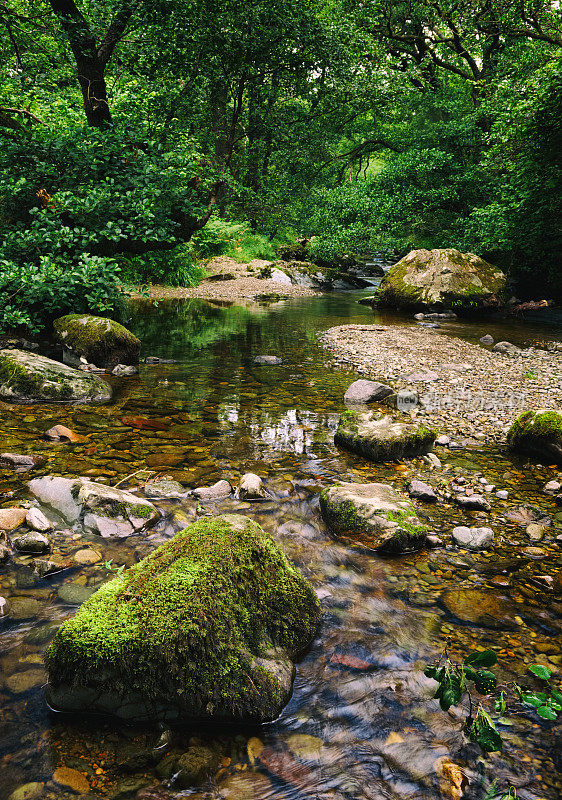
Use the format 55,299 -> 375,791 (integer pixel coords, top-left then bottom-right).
507,409 -> 562,464
44,514 -> 320,723
377,248 -> 506,310
54,314 -> 140,369
320,482 -> 427,554
0,349 -> 112,404
335,410 -> 435,462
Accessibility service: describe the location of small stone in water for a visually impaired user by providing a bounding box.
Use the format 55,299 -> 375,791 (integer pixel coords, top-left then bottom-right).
254,355 -> 282,365
0,507 -> 27,531
452,526 -> 494,550
112,364 -> 139,376
435,435 -> 450,446
479,334 -> 494,345
73,548 -> 102,564
5,669 -> 46,694
424,453 -> 441,468
426,534 -> 442,547
454,494 -> 490,512
53,767 -> 91,795
526,523 -> 545,541
238,473 -> 266,499
544,480 -> 561,493
408,479 -> 437,502
8,597 -> 41,620
25,507 -> 53,532
7,784 -> 44,800
496,490 -> 509,499
12,531 -> 50,554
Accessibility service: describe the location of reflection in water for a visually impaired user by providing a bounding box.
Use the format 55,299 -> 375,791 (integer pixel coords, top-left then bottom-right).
0,294 -> 560,800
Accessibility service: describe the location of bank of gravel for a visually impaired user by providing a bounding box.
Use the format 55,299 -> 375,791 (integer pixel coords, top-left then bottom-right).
320,324 -> 562,442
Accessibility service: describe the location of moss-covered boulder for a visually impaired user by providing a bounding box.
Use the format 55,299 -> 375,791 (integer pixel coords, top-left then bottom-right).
320,482 -> 427,553
507,409 -> 562,464
335,410 -> 435,461
377,248 -> 505,310
44,514 -> 320,722
0,349 -> 112,404
54,314 -> 140,369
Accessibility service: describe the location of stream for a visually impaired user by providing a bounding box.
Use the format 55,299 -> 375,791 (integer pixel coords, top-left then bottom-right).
0,292 -> 561,800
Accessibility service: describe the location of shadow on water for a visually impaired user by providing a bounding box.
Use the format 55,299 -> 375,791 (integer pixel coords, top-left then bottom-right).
0,293 -> 560,799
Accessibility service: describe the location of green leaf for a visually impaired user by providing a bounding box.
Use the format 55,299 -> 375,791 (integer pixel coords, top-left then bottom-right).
551,690 -> 562,705
529,664 -> 551,680
522,693 -> 543,708
536,705 -> 557,721
464,649 -> 497,668
424,666 -> 437,679
473,669 -> 497,694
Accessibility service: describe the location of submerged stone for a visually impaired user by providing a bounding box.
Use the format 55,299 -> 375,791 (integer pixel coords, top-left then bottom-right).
320,482 -> 427,553
238,473 -> 266,499
507,409 -> 562,464
377,248 -> 505,310
0,349 -> 112,404
45,514 -> 320,723
441,588 -> 516,629
334,410 -> 435,462
54,314 -> 140,369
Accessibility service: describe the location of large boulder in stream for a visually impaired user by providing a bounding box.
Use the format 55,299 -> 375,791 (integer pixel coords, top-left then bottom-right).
507,409 -> 562,464
44,514 -> 320,723
28,476 -> 158,537
377,249 -> 505,310
54,314 -> 140,369
335,410 -> 435,461
0,349 -> 112,404
320,482 -> 427,553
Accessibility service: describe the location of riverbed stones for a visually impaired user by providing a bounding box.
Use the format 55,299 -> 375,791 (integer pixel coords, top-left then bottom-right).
54,314 -> 140,369
343,379 -> 393,405
5,668 -> 46,694
507,409 -> 562,464
45,514 -> 320,723
28,476 -> 158,534
480,334 -> 494,345
144,477 -> 185,498
192,479 -> 232,500
0,507 -> 27,531
319,482 -> 427,553
441,588 -> 516,629
453,494 -> 491,512
0,349 -> 112,403
0,453 -> 45,470
334,410 -> 435,462
174,746 -> 220,787
238,473 -> 266,499
408,479 -> 437,502
25,507 -> 53,532
12,531 -> 50,554
452,526 -> 494,550
377,248 -> 505,310
7,782 -> 44,800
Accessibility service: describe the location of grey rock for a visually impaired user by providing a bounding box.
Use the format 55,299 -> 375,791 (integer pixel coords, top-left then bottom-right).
12,531 -> 50,554
544,480 -> 561,493
254,355 -> 282,365
424,452 -> 442,468
9,597 -> 41,620
335,410 -> 435,462
416,322 -> 440,328
83,513 -> 133,539
144,478 -> 186,498
479,334 -> 494,345
239,473 -> 266,499
435,435 -> 450,446
496,490 -> 509,500
454,494 -> 491,511
343,379 -> 393,404
408,479 -> 437,502
111,364 -> 139,377
526,523 -> 545,541
5,669 -> 46,694
452,525 -> 494,550
0,453 -> 45,470
426,534 -> 442,548
192,479 -> 232,500
396,389 -> 418,412
25,507 -> 53,532
0,348 -> 112,404
492,341 -> 521,356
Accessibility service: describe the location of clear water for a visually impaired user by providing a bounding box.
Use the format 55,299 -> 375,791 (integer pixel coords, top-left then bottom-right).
0,293 -> 560,800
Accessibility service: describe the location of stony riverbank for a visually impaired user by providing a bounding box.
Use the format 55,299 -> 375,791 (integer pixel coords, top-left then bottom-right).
319,323 -> 562,443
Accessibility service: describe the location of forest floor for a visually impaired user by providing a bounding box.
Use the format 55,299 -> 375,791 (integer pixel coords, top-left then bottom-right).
320,323 -> 562,442
128,256 -> 318,302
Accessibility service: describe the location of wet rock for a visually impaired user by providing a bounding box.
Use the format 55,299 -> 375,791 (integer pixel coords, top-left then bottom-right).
0,543 -> 10,563
335,410 -> 435,462
408,480 -> 437,502
54,314 -> 140,370
320,482 -> 427,553
5,668 -> 46,694
25,508 -> 53,532
286,733 -> 324,762
112,364 -> 139,377
33,558 -> 66,577
7,782 -> 44,800
492,341 -> 521,356
45,514 -> 320,723
452,526 -> 493,550
144,478 -> 185,498
426,534 -> 442,547
544,479 -> 561,493
343,379 -> 393,404
44,424 -> 86,443
238,473 -> 266,499
377,248 -> 505,309
0,453 -> 45,470
28,476 -> 81,522
8,597 -> 41,620
0,348 -> 112,404
53,766 -> 91,794
83,514 -> 134,539
454,494 -> 490,512
507,409 -> 562,464
479,334 -> 494,345
174,746 -> 220,787
191,479 -> 232,500
0,507 -> 27,531
73,548 -> 102,565
526,523 -> 545,541
495,490 -> 509,500
254,355 -> 282,365
57,583 -> 96,605
12,531 -> 50,554
424,452 -> 442,468
217,773 -> 274,800
441,588 -> 516,629
435,435 -> 450,446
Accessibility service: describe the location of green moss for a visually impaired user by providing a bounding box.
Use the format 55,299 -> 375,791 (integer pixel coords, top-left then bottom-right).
0,354 -> 45,395
335,412 -> 435,462
45,514 -> 320,720
507,409 -> 562,464
54,314 -> 140,368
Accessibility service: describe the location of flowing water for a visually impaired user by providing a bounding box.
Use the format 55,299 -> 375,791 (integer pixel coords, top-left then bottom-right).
0,293 -> 561,800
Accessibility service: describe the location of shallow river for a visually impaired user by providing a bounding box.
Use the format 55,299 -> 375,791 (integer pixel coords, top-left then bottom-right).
0,293 -> 560,800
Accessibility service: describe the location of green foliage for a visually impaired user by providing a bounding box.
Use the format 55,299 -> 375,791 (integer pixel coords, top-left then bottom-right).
515,664 -> 561,722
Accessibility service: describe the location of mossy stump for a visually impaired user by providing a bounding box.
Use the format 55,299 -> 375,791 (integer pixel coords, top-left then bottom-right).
335,410 -> 435,462
507,409 -> 562,464
45,514 -> 320,723
54,314 -> 140,369
320,482 -> 427,553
